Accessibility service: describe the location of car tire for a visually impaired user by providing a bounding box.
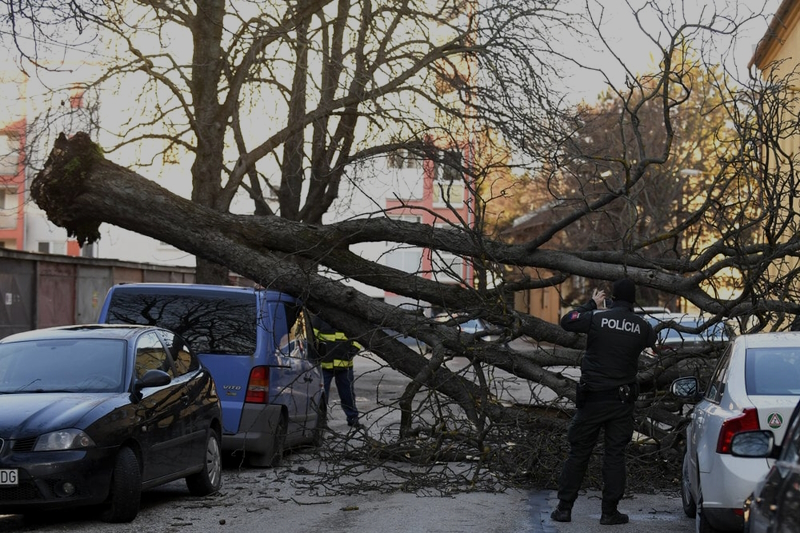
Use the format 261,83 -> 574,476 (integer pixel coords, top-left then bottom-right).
100,447 -> 141,523
186,428 -> 222,496
312,398 -> 327,447
248,414 -> 287,468
681,452 -> 696,518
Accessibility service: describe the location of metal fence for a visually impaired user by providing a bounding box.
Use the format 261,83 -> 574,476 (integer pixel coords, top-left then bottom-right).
0,248 -> 196,339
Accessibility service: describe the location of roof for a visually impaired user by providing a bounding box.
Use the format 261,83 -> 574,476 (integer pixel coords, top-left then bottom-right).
738,330 -> 800,348
108,283 -> 299,303
750,0 -> 800,69
0,324 -> 151,342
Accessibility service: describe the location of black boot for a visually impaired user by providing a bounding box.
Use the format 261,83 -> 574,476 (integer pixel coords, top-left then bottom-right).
600,510 -> 629,525
550,502 -> 572,522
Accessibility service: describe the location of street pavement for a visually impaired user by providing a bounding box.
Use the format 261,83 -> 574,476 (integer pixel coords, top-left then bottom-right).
0,340 -> 695,532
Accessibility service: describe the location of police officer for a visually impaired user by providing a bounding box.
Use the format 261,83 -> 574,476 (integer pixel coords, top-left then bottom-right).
550,278 -> 656,525
311,315 -> 362,429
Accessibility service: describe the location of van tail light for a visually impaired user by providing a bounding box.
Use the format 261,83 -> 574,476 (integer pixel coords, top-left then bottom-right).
717,408 -> 759,454
245,366 -> 269,404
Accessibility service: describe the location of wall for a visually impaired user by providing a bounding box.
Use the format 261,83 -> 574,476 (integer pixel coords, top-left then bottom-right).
0,248 -> 195,339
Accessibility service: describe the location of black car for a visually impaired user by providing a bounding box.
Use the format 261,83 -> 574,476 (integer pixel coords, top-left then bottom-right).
0,325 -> 223,522
732,399 -> 800,533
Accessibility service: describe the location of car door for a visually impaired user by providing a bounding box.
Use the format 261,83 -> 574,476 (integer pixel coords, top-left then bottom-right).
270,301 -> 318,444
689,345 -> 733,490
133,331 -> 187,481
157,329 -> 208,465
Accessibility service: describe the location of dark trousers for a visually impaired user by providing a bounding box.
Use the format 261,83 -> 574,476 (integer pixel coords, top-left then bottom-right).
557,400 -> 635,512
322,367 -> 359,425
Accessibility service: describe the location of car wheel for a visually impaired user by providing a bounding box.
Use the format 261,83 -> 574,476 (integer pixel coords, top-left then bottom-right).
100,447 -> 141,523
186,428 -> 222,496
248,414 -> 287,468
312,398 -> 327,447
681,452 -> 696,518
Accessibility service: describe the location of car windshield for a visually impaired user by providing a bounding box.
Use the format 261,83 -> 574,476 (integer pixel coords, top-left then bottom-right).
0,338 -> 126,393
745,347 -> 800,396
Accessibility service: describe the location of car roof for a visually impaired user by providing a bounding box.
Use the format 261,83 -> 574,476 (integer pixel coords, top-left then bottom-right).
737,331 -> 800,349
108,282 -> 294,301
0,324 -> 153,343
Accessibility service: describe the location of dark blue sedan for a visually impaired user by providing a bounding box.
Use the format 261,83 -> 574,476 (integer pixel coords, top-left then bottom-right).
0,325 -> 223,522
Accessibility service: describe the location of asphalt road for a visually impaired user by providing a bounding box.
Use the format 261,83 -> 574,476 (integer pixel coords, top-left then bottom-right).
0,344 -> 696,532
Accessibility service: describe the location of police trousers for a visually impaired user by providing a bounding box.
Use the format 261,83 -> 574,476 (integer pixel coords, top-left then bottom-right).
556,399 -> 635,512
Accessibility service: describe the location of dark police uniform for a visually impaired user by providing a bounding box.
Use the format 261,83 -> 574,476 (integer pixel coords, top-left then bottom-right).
555,296 -> 656,518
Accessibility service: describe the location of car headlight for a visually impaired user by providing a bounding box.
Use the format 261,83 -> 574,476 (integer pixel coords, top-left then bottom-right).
34,429 -> 96,451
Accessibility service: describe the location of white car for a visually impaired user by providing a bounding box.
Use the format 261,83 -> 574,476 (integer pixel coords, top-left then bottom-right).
671,332 -> 800,532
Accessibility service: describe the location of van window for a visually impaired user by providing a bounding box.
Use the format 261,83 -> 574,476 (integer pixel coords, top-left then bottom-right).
271,301 -> 308,358
106,289 -> 258,355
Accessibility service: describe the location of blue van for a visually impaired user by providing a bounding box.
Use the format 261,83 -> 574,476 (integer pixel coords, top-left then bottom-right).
98,283 -> 325,467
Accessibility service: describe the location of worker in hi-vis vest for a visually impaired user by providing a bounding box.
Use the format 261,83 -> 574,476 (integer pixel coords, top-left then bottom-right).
311,315 -> 362,429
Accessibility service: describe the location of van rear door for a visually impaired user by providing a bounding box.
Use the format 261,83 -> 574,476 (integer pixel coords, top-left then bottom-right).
99,285 -> 259,435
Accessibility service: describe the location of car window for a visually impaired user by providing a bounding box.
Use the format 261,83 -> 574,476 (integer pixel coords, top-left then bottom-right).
0,338 -> 125,393
745,348 -> 800,396
705,343 -> 733,403
135,331 -> 174,379
276,302 -> 308,359
106,288 -> 258,355
159,330 -> 199,376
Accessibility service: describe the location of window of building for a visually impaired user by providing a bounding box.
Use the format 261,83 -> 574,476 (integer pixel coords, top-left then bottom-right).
386,247 -> 423,274
391,214 -> 422,224
0,134 -> 19,175
433,150 -> 464,206
37,242 -> 67,255
388,148 -> 423,170
81,242 -> 97,258
431,251 -> 465,284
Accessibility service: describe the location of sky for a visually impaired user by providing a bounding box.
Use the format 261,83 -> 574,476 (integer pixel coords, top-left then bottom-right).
553,0 -> 783,102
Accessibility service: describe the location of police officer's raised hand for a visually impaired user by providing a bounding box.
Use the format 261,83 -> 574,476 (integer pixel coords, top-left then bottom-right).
592,289 -> 606,309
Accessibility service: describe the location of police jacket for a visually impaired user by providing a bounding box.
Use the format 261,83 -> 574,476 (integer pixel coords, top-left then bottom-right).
560,299 -> 656,391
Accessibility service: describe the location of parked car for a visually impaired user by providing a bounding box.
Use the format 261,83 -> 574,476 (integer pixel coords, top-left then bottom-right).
97,283 -> 325,467
381,328 -> 430,353
646,313 -> 734,357
0,324 -> 222,522
634,305 -> 672,315
732,398 -> 800,533
671,332 -> 800,532
433,313 -> 501,342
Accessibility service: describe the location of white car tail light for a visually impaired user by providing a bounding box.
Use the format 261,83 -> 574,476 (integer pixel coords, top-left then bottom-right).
716,408 -> 759,454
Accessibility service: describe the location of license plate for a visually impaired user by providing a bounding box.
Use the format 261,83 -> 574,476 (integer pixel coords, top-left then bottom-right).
0,469 -> 18,486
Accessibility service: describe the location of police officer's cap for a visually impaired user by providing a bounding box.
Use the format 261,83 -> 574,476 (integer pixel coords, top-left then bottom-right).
612,278 -> 636,303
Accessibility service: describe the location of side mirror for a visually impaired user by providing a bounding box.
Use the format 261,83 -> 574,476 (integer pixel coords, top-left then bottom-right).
670,376 -> 700,400
135,369 -> 171,390
730,430 -> 775,458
